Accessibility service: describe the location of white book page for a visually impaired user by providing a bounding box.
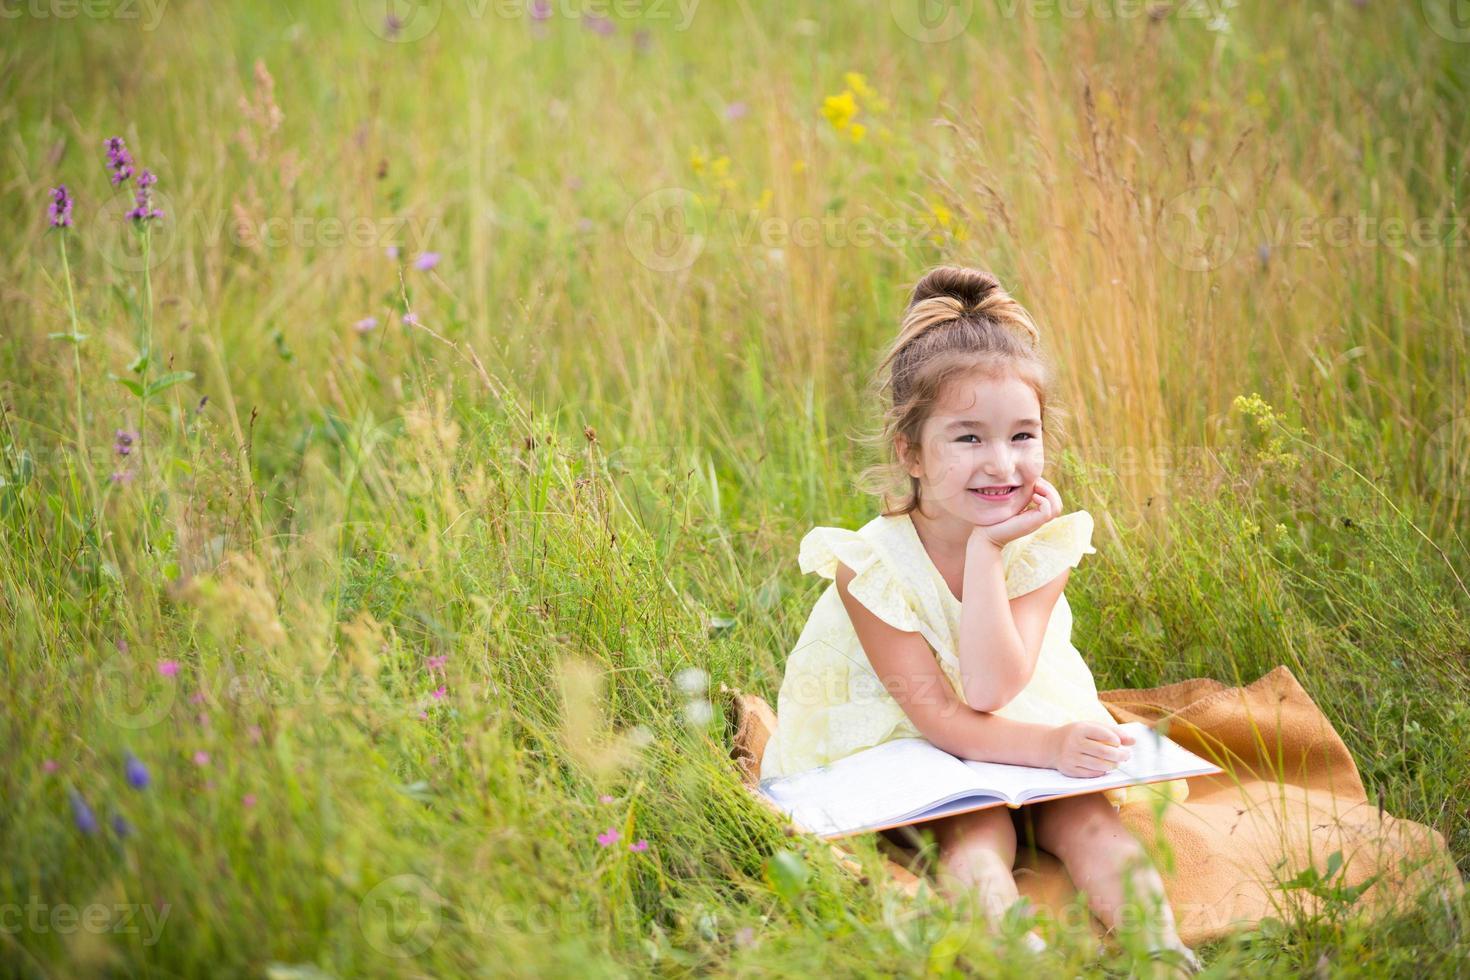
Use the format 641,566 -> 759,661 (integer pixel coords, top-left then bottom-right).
958,721 -> 1222,803
758,737 -> 988,838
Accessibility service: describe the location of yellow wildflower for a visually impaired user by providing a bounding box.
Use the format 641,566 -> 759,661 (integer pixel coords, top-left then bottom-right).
821,90 -> 857,132
689,146 -> 707,175
848,122 -> 866,143
791,159 -> 807,174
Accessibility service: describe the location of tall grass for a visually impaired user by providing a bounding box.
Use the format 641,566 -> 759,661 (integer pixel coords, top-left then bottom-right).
2,2 -> 1467,975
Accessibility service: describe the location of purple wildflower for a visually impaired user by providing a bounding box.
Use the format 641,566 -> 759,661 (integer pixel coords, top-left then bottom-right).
598,794 -> 614,803
111,469 -> 135,485
724,101 -> 749,121
386,245 -> 400,259
126,169 -> 163,223
105,136 -> 134,186
629,839 -> 649,852
384,13 -> 402,37
43,759 -> 59,774
193,750 -> 210,766
401,311 -> 420,326
596,827 -> 621,847
157,659 -> 179,677
124,752 -> 150,790
529,0 -> 550,20
114,429 -> 136,456
70,789 -> 99,834
354,316 -> 379,333
633,28 -> 651,53
112,814 -> 131,837
48,185 -> 74,228
413,251 -> 441,271
584,13 -> 614,35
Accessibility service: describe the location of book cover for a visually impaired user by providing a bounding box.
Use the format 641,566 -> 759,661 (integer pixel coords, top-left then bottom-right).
756,721 -> 1223,841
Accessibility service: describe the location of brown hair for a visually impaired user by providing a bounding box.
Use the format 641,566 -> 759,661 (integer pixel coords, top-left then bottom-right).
854,265 -> 1065,517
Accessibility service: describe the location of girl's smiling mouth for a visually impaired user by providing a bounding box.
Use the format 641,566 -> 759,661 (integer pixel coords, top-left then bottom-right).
969,485 -> 1019,499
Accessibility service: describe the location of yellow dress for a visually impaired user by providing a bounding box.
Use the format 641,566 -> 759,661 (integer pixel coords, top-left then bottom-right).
759,508 -> 1189,813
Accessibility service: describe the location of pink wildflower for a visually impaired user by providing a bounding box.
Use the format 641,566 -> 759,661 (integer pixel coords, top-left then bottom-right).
596,827 -> 621,847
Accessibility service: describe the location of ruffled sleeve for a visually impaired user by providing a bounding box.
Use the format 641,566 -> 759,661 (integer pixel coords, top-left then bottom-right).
1001,510 -> 1098,599
798,527 -> 928,636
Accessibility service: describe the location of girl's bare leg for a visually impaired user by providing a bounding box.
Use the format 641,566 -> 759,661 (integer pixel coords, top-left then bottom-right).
930,807 -> 1046,950
1030,793 -> 1201,971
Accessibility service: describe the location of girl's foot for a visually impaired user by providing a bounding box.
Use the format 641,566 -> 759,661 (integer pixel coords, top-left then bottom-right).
1142,939 -> 1203,976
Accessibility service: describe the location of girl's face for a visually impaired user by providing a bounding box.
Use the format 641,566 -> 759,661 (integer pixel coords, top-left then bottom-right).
900,372 -> 1045,528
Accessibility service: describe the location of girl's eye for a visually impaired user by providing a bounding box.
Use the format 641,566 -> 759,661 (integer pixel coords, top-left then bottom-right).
958,433 -> 1038,443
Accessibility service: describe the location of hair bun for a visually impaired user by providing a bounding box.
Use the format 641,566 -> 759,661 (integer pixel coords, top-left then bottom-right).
907,266 -> 1003,315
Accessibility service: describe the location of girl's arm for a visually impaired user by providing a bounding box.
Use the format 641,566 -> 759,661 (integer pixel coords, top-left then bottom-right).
955,536 -> 1068,712
834,562 -> 1060,768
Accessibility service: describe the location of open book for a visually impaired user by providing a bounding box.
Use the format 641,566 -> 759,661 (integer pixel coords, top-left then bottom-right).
756,721 -> 1223,841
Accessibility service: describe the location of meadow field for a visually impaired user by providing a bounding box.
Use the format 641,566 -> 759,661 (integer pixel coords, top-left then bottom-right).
3,0 -> 1469,975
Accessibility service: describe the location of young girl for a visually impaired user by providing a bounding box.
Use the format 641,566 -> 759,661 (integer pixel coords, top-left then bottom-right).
759,266 -> 1202,972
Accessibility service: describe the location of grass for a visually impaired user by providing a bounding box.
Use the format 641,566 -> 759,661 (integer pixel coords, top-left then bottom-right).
2,1 -> 1467,976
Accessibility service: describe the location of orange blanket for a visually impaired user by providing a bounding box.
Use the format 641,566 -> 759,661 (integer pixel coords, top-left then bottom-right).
726,665 -> 1464,945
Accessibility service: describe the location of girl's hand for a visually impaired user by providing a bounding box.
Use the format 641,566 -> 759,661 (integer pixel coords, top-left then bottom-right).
1047,721 -> 1135,777
967,477 -> 1063,551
